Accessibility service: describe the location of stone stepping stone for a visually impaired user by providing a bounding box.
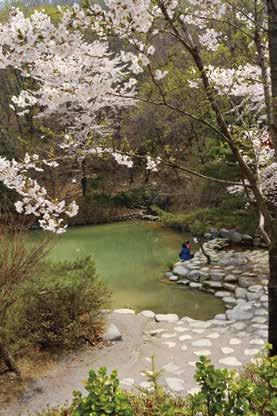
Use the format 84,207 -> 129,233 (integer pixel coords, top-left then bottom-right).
206,332 -> 220,339
179,334 -> 192,341
248,285 -> 264,292
215,291 -> 233,298
161,333 -> 177,339
229,338 -> 241,345
237,331 -> 247,337
232,322 -> 246,330
219,357 -> 242,366
156,314 -> 179,323
162,342 -> 176,348
192,329 -> 205,334
181,317 -> 195,323
252,324 -> 267,329
193,350 -> 211,356
162,363 -> 182,374
256,330 -> 267,338
174,326 -> 189,332
177,279 -> 189,285
244,349 -> 260,356
189,321 -> 211,329
165,377 -> 185,393
148,329 -> 165,336
139,310 -> 156,318
221,347 -> 234,354
250,339 -> 264,345
254,309 -> 268,316
192,339 -> 212,347
251,317 -> 267,324
113,309 -> 135,314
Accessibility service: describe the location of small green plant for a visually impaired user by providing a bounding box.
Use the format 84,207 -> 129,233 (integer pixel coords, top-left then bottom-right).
193,352 -> 277,416
194,356 -> 254,416
71,368 -> 133,416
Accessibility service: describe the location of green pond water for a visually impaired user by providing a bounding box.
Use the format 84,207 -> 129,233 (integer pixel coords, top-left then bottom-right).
37,222 -> 224,319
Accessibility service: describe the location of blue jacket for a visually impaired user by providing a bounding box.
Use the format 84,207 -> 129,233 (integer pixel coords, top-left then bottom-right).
179,246 -> 191,261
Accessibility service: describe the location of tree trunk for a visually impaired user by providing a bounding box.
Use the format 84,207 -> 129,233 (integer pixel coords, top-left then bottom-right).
0,337 -> 20,376
267,0 -> 277,159
268,220 -> 277,356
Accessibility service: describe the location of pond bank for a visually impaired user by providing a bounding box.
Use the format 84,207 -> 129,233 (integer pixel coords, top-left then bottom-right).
168,238 -> 268,336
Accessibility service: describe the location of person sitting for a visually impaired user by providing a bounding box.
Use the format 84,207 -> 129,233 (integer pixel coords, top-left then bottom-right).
179,242 -> 193,261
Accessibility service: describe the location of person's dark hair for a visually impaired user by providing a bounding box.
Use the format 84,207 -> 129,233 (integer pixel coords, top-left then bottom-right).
186,240 -> 190,244
182,243 -> 186,248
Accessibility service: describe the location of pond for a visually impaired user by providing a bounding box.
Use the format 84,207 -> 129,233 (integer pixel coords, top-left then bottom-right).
40,221 -> 224,319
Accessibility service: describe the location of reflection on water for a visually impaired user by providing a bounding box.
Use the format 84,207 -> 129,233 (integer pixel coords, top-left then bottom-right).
33,221 -> 224,319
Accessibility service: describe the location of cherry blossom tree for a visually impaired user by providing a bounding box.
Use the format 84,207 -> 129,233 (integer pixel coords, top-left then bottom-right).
84,0 -> 277,353
0,6 -> 137,233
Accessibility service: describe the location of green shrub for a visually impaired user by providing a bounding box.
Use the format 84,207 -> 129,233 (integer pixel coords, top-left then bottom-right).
35,351 -> 277,416
8,257 -> 110,350
72,368 -> 133,416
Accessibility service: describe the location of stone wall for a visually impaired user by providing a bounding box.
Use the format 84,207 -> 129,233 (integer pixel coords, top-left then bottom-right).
166,238 -> 268,338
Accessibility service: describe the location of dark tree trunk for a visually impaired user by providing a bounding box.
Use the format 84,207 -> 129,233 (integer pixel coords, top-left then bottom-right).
267,0 -> 277,157
268,221 -> 277,356
0,337 -> 20,376
267,1 -> 277,356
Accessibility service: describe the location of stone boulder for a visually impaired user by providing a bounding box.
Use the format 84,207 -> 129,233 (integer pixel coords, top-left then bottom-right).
235,287 -> 248,299
177,279 -> 190,285
238,276 -> 255,289
215,290 -> 233,298
139,310 -> 156,319
210,271 -> 225,281
248,285 -> 264,293
219,254 -> 248,266
155,314 -> 179,323
189,282 -> 202,289
204,281 -> 222,289
103,324 -> 122,342
187,270 -> 201,282
224,275 -> 238,283
223,283 -> 236,291
169,275 -> 178,282
246,292 -> 261,301
172,265 -> 189,277
226,306 -> 253,321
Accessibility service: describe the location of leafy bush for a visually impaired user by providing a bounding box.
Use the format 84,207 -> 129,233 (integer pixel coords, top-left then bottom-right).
72,368 -> 133,416
36,351 -> 277,416
7,257 -> 110,350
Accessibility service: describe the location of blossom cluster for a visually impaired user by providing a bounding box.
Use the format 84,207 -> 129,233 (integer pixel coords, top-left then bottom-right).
0,8 -> 138,143
0,154 -> 78,233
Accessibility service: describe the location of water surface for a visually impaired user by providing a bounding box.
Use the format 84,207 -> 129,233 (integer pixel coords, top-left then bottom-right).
38,222 -> 224,319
